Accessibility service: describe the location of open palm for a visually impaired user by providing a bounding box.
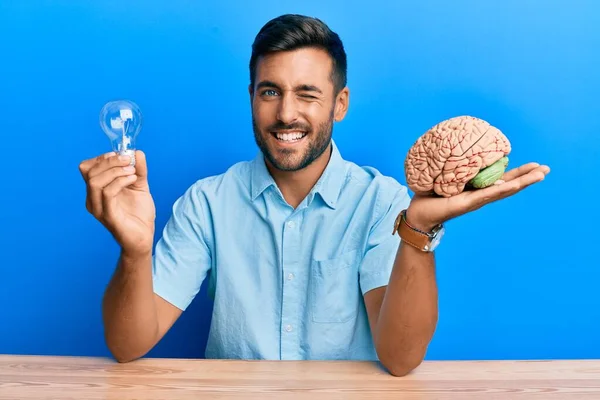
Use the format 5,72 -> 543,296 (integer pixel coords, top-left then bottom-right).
406,162 -> 551,230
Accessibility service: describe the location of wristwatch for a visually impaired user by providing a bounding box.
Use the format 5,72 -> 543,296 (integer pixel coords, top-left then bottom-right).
392,209 -> 445,252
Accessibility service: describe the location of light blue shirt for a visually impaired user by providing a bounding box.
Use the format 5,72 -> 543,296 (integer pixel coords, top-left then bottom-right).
152,140 -> 411,360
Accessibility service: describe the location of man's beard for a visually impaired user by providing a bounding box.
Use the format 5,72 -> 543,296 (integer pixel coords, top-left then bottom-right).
252,112 -> 334,172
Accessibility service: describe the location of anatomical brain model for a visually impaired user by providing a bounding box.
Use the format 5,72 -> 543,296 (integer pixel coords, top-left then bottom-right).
404,116 -> 511,197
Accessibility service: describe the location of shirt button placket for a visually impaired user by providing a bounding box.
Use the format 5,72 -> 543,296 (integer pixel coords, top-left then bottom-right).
281,215 -> 301,360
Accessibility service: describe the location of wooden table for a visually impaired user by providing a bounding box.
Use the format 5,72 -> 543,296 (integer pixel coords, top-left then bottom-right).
1,355 -> 599,399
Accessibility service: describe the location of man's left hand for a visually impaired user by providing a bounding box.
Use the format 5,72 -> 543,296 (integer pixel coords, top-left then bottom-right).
405,162 -> 551,231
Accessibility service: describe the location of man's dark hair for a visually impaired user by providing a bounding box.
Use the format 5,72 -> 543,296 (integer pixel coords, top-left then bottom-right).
249,14 -> 347,94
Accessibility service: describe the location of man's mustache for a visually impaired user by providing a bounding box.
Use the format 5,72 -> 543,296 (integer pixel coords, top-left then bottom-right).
267,122 -> 312,132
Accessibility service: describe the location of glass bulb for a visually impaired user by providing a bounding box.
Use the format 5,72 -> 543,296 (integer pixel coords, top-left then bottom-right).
99,100 -> 143,166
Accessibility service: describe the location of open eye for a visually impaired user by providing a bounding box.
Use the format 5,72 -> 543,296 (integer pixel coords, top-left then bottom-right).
261,89 -> 279,97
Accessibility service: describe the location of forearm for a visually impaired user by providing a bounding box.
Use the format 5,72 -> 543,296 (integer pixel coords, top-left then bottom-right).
102,250 -> 159,362
375,242 -> 439,376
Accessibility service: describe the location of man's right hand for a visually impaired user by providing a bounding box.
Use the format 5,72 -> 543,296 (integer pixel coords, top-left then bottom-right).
79,150 -> 156,257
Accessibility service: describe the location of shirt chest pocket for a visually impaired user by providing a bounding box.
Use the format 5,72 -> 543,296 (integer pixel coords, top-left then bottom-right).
311,249 -> 361,324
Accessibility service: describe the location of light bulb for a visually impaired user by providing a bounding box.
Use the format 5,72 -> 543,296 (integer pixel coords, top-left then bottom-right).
99,100 -> 143,166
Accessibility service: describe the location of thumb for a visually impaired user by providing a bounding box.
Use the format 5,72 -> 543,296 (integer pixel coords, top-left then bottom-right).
130,150 -> 149,190
134,150 -> 148,179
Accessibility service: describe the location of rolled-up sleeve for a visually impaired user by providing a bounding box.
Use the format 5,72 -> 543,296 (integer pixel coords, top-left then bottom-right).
152,183 -> 212,311
359,183 -> 411,295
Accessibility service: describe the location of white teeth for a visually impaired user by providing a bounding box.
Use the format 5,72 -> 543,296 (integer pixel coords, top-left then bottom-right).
276,132 -> 305,142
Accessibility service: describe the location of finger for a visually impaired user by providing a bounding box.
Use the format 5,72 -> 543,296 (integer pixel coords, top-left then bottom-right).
81,152 -> 117,216
88,154 -> 134,180
133,150 -> 148,180
88,165 -> 137,217
466,166 -> 549,208
126,150 -> 150,191
102,175 -> 138,221
501,166 -> 549,197
99,151 -> 117,160
79,152 -> 116,177
502,162 -> 541,181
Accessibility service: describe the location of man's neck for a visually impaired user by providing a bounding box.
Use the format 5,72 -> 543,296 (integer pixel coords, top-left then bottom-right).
267,145 -> 332,209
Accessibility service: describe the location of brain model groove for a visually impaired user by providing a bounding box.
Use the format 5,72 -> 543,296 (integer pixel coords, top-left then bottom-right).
404,116 -> 511,197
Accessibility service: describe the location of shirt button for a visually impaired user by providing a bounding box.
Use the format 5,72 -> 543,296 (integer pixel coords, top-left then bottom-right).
285,325 -> 293,332
286,221 -> 296,229
287,273 -> 294,281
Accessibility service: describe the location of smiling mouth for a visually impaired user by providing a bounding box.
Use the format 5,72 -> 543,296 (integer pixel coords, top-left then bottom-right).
271,131 -> 307,143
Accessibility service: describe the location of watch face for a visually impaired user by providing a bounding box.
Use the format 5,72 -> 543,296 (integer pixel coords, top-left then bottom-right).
428,226 -> 445,251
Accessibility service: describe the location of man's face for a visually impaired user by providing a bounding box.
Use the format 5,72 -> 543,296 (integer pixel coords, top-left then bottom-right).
250,48 -> 348,172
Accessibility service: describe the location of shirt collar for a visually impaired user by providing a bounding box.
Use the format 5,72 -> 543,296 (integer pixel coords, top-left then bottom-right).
250,139 -> 346,209
310,140 -> 346,209
250,149 -> 277,200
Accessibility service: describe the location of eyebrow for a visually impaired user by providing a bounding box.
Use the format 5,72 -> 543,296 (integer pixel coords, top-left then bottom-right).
256,80 -> 323,94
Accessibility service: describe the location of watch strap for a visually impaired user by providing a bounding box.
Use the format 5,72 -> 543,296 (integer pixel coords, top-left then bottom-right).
393,209 -> 436,252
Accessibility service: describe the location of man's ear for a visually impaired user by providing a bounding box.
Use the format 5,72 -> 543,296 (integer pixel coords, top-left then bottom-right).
248,84 -> 254,101
334,87 -> 350,122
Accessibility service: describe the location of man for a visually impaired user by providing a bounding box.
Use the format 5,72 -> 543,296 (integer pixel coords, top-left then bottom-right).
79,14 -> 549,376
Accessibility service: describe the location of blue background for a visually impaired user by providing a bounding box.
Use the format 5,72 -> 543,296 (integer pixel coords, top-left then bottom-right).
1,0 -> 598,360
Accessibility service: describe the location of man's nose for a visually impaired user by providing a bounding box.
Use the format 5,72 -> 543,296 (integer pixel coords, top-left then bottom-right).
277,93 -> 299,124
